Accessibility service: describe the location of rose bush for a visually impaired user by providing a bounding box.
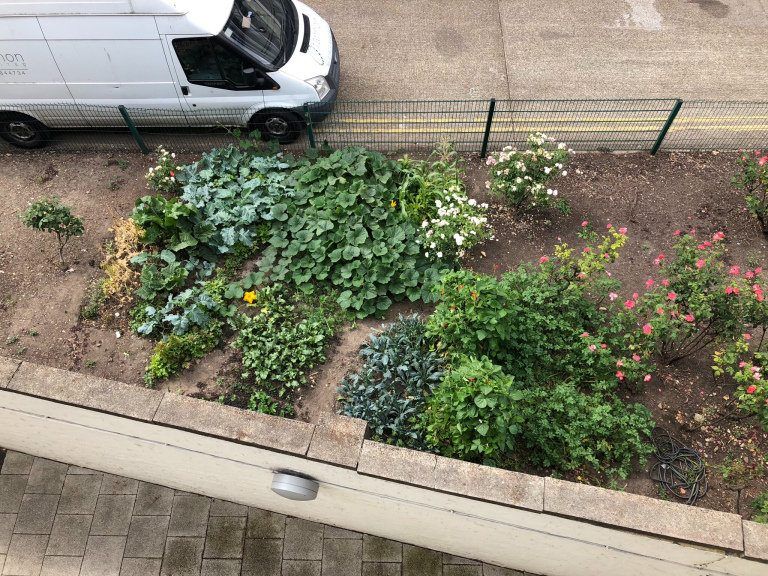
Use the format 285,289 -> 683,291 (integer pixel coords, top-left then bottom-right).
734,150 -> 768,235
486,132 -> 571,213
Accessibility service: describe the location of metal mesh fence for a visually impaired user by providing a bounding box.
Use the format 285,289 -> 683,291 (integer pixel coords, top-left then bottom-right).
489,99 -> 678,152
0,99 -> 766,155
660,100 -> 768,151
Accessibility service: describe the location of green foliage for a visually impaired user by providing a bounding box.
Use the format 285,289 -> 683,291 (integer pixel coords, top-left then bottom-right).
397,144 -> 492,264
734,151 -> 768,235
426,227 -> 649,390
518,383 -> 655,478
486,132 -> 570,213
713,337 -> 768,431
80,278 -> 106,320
144,321 -> 223,387
244,389 -> 295,417
259,147 -> 446,317
133,146 -> 295,261
132,250 -> 190,304
422,356 -> 523,464
233,285 -> 342,398
338,315 -> 444,448
752,491 -> 768,523
21,196 -> 84,265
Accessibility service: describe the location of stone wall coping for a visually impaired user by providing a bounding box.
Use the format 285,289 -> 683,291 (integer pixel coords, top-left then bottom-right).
0,357 -> 20,389
153,392 -> 315,457
544,477 -> 744,552
1,356 -> 763,560
743,520 -> 768,561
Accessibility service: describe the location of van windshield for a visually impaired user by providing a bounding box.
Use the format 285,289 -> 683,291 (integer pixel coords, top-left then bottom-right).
225,0 -> 294,67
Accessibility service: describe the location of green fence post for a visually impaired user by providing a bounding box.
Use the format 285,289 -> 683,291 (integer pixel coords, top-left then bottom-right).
117,105 -> 149,154
650,99 -> 682,155
303,104 -> 316,149
480,98 -> 496,157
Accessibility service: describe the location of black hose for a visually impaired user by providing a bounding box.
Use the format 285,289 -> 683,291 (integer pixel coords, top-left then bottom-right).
649,427 -> 708,505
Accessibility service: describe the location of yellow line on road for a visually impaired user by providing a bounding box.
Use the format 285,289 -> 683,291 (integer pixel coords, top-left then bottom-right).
329,115 -> 768,125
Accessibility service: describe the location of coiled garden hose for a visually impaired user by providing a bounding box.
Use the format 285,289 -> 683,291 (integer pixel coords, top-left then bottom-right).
649,427 -> 708,505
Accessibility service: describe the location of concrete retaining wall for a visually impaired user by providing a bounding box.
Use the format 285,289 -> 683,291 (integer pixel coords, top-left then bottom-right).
1,356 -> 766,575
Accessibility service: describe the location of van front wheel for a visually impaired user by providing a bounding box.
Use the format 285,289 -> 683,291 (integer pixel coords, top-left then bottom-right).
0,115 -> 50,149
251,110 -> 302,144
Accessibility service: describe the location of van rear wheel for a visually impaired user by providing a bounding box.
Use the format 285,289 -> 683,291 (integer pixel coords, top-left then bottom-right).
251,110 -> 302,144
0,115 -> 50,149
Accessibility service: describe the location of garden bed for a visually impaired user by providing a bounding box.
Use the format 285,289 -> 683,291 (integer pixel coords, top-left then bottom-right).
1,144 -> 766,520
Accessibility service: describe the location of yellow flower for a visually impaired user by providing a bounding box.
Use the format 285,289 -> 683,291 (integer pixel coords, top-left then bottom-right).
243,291 -> 256,304
390,200 -> 397,208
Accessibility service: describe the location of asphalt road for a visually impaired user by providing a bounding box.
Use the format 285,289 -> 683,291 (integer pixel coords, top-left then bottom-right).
310,0 -> 768,101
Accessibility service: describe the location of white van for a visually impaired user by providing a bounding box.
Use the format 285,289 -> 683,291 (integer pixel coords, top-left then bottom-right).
0,0 -> 339,147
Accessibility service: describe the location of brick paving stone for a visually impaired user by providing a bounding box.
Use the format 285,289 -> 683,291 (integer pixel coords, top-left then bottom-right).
0,476 -> 27,514
482,565 -> 525,576
403,545 -> 441,576
100,475 -> 139,495
124,515 -> 169,558
40,556 -> 82,576
362,562 -> 401,576
1,453 -> 33,475
80,536 -> 127,576
57,475 -> 102,515
444,566 -> 483,576
91,495 -> 136,536
25,459 -> 67,495
246,508 -> 285,539
209,500 -> 247,517
203,516 -> 245,559
444,553 -> 480,565
241,539 -> 282,576
324,526 -> 362,539
134,483 -> 174,516
283,518 -> 323,560
169,495 -> 210,538
45,514 -> 91,556
363,535 -> 402,563
120,558 -> 162,576
68,466 -> 100,475
2,534 -> 48,576
160,537 -> 204,576
200,558 -> 241,576
14,494 -> 59,534
282,560 -> 321,576
322,538 -> 362,576
0,514 -> 15,555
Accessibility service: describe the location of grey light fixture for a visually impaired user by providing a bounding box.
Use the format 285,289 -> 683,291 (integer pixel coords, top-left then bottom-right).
271,472 -> 319,501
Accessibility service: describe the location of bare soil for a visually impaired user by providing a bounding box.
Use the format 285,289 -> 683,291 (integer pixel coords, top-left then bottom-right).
1,149 -> 766,518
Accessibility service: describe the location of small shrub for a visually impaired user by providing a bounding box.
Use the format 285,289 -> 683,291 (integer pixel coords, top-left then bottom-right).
338,315 -> 444,448
422,356 -> 523,464
486,132 -> 570,213
21,196 -> 84,266
145,146 -> 181,194
80,278 -> 106,320
234,285 -> 342,397
144,321 -> 223,387
518,383 -> 655,479
734,151 -> 768,235
713,336 -> 768,431
752,491 -> 768,523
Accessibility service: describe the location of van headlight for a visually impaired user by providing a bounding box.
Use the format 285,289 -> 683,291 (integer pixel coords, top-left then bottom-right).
307,75 -> 330,99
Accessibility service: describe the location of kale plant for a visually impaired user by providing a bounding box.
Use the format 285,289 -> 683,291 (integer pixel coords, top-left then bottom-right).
339,315 -> 444,448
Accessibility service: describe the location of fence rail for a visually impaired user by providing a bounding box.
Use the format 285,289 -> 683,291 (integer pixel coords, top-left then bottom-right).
1,98 -> 767,155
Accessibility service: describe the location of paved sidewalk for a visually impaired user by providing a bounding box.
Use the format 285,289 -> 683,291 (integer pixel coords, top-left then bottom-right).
0,451 -> 524,576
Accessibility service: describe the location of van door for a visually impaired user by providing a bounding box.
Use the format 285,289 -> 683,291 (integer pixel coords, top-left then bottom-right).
39,16 -> 187,127
164,36 -> 269,128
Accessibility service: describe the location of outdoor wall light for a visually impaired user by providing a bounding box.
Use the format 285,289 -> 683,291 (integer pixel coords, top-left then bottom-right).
271,472 -> 319,501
